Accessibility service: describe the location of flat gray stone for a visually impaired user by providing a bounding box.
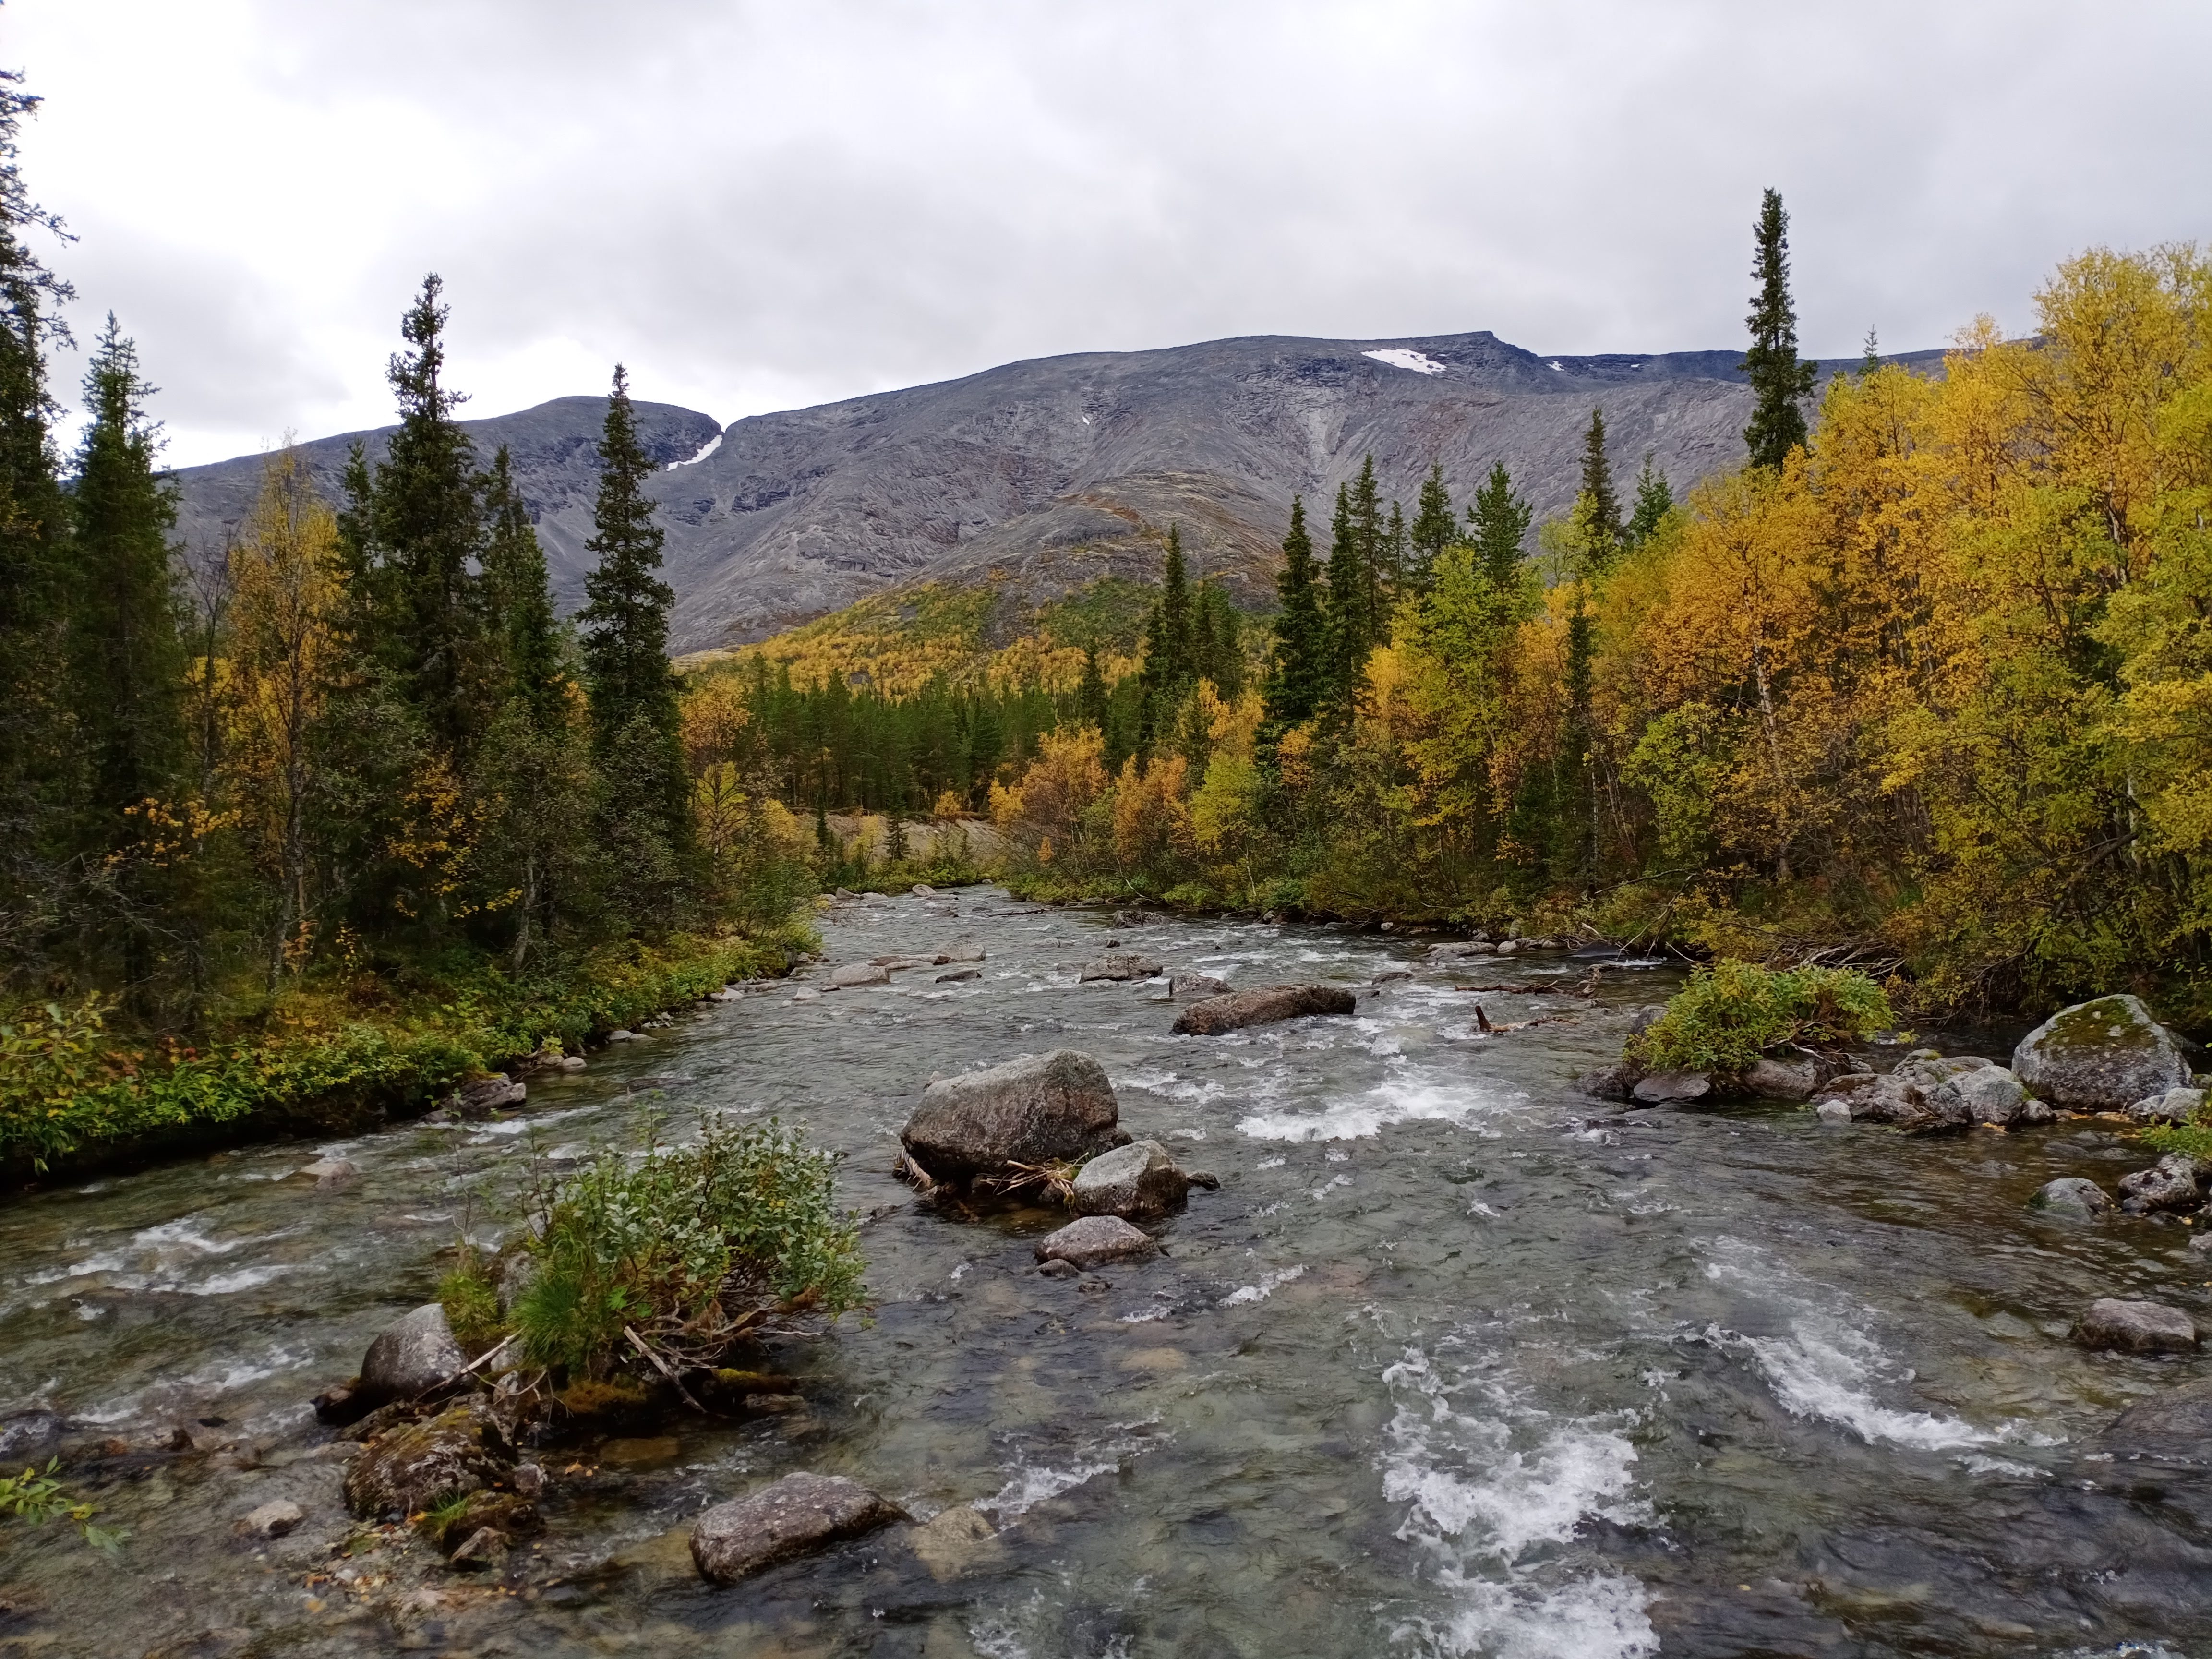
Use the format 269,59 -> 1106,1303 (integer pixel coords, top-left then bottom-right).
829,962 -> 891,988
1632,1071 -> 1711,1104
1035,1214 -> 1157,1270
2072,1298 -> 2198,1354
691,1472 -> 907,1584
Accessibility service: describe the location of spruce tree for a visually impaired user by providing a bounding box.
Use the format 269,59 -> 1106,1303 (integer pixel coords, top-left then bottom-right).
1624,457 -> 1673,551
1200,585 -> 1244,699
1860,326 -> 1881,379
579,364 -> 687,928
0,69 -> 79,984
1407,463 -> 1455,594
1349,455 -> 1384,644
1264,495 -> 1327,729
1077,640 -> 1108,731
69,316 -> 185,834
1323,482 -> 1367,712
1136,526 -> 1194,751
368,275 -> 489,755
1742,188 -> 1818,470
1579,408 -> 1622,564
1466,463 -> 1532,594
1383,501 -> 1407,609
481,446 -> 564,726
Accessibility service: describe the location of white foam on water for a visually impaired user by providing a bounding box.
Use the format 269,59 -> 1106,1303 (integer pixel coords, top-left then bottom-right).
1382,1345 -> 1655,1659
1700,1238 -> 2031,1452
1238,1076 -> 1516,1142
977,1459 -> 1118,1519
189,1265 -> 294,1296
1220,1264 -> 1304,1306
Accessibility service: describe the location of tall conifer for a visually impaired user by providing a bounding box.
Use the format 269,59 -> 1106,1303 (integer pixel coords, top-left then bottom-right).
1407,463 -> 1455,593
1579,408 -> 1622,563
1742,188 -> 1818,470
1264,495 -> 1326,729
1467,463 -> 1532,594
1137,525 -> 1193,750
1624,457 -> 1673,550
481,446 -> 563,726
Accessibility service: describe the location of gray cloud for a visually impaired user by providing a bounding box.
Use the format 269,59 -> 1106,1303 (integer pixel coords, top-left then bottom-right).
13,0 -> 2211,465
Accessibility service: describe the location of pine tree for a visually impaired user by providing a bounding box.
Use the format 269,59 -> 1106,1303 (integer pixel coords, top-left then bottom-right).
0,69 -> 79,984
67,316 -> 187,998
1407,463 -> 1455,594
1742,188 -> 1818,470
1137,525 -> 1193,750
1263,495 -> 1326,729
68,316 -> 185,837
578,364 -> 687,927
1624,457 -> 1673,550
1466,463 -> 1532,594
1579,408 -> 1622,564
368,275 -> 489,755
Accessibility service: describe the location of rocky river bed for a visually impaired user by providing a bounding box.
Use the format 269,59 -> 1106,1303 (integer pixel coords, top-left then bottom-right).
4,889 -> 2211,1657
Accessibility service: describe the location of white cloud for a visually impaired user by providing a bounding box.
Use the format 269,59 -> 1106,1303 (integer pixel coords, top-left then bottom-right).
10,0 -> 2211,465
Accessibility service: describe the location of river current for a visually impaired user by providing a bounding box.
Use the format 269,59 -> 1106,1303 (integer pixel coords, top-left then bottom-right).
3,889 -> 2209,1657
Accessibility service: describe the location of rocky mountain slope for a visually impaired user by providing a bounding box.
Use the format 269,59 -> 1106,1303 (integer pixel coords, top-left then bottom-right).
173,332 -> 1941,653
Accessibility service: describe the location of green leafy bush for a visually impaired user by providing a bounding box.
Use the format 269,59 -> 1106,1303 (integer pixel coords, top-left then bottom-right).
1630,960 -> 1897,1076
0,1459 -> 122,1554
511,1118 -> 865,1379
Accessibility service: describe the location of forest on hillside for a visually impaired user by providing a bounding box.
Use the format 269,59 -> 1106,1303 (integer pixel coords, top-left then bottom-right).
691,203 -> 2212,1022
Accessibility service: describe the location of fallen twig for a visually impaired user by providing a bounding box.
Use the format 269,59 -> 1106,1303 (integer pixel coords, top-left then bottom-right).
624,1325 -> 710,1416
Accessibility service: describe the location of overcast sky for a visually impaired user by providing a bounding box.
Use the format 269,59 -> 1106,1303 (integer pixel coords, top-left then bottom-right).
14,0 -> 2212,467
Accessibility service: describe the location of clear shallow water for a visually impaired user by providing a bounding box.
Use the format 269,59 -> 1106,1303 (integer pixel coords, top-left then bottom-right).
3,890 -> 2210,1657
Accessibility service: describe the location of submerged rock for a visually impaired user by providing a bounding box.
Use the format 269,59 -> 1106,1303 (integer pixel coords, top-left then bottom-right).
1171,973 -> 1231,999
2102,1377 -> 2212,1460
240,1499 -> 304,1539
2072,1298 -> 2199,1354
2029,1177 -> 2114,1219
344,1398 -> 515,1519
1079,953 -> 1165,982
1172,985 -> 1357,1036
936,967 -> 982,983
298,1157 -> 358,1189
2013,994 -> 2191,1113
1070,1140 -> 1190,1220
357,1304 -> 465,1407
1035,1214 -> 1157,1270
690,1472 -> 907,1584
1426,940 -> 1493,960
2117,1152 -> 2212,1214
899,1050 -> 1127,1187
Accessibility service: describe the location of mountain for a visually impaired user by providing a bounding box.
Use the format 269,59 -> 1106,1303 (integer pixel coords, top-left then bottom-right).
171,331 -> 1943,654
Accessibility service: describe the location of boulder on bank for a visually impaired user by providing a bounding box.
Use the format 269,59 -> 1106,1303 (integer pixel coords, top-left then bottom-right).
1070,1140 -> 1190,1219
1079,953 -> 1164,982
1743,1057 -> 1818,1101
899,1050 -> 1128,1186
1172,985 -> 1356,1036
1883,1052 -> 2044,1130
356,1304 -> 465,1407
2117,1152 -> 2212,1214
2072,1298 -> 2199,1354
1035,1214 -> 1157,1270
344,1398 -> 515,1519
1632,1071 -> 1711,1105
2029,1177 -> 2114,1219
2129,1087 -> 2207,1126
690,1472 -> 908,1584
2013,994 -> 2191,1113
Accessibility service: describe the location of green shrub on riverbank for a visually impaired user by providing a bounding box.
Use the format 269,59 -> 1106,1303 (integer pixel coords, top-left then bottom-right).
0,926 -> 813,1178
1630,961 -> 1897,1077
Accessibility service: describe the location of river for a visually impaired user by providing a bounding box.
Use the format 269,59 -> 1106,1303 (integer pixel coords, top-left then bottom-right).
2,889 -> 2207,1657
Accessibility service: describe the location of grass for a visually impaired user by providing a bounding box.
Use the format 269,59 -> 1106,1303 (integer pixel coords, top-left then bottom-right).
0,924 -> 816,1182
1628,960 -> 1898,1077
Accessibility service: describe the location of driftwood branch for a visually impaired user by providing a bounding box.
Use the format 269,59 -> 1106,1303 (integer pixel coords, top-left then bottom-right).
624,1324 -> 710,1415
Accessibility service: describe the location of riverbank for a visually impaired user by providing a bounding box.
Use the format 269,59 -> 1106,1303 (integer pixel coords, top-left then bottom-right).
0,925 -> 815,1190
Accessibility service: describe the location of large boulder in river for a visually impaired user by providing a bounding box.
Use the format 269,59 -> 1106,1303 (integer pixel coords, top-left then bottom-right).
1070,1140 -> 1190,1219
900,1050 -> 1128,1186
2072,1298 -> 2199,1354
2012,994 -> 2191,1113
356,1304 -> 465,1407
691,1472 -> 908,1584
2029,1177 -> 2114,1219
1172,985 -> 1356,1035
344,1398 -> 515,1519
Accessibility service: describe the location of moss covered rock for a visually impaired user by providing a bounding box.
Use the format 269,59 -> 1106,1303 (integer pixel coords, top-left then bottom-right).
2012,995 -> 2190,1113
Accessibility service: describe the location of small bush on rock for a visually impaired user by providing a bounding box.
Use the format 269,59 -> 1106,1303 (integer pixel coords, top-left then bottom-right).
511,1119 -> 865,1380
1630,961 -> 1896,1077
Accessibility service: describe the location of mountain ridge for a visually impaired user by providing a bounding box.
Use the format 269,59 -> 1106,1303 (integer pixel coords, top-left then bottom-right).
171,330 -> 1944,651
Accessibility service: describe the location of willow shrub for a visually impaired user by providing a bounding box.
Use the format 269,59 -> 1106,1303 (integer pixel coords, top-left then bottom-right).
508,1118 -> 865,1380
1631,961 -> 1897,1077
